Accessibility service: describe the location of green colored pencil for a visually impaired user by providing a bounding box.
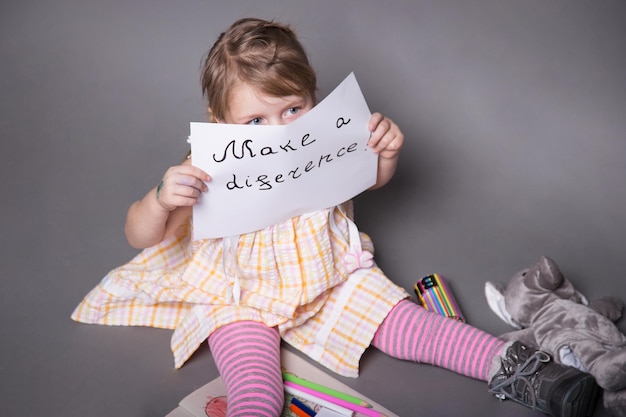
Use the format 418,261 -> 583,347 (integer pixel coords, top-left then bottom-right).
282,372 -> 373,408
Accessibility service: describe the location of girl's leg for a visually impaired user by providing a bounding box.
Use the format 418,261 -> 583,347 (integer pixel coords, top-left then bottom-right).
208,321 -> 283,417
372,300 -> 600,416
371,299 -> 505,380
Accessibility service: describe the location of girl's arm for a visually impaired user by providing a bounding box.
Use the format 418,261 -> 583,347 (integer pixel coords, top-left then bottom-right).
125,161 -> 210,248
367,112 -> 404,189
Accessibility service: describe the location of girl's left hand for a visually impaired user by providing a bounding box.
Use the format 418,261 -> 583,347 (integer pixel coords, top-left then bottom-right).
367,112 -> 404,159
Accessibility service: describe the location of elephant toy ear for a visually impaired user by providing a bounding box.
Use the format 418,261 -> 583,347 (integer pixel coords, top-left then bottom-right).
485,282 -> 523,329
524,256 -> 590,305
524,256 -> 564,291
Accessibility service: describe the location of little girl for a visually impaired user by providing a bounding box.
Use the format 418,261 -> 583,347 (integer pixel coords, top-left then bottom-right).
72,18 -> 599,417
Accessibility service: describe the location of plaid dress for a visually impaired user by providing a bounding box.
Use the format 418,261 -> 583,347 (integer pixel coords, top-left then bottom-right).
71,201 -> 409,377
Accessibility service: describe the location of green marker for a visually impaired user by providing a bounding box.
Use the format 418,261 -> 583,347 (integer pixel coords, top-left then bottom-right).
282,372 -> 373,408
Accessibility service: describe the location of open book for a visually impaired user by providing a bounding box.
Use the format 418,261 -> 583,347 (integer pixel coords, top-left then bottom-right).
166,347 -> 398,417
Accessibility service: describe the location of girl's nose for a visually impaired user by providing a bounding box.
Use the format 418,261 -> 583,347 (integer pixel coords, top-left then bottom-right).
268,116 -> 286,126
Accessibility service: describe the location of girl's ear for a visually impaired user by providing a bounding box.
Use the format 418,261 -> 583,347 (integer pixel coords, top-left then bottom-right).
208,107 -> 220,123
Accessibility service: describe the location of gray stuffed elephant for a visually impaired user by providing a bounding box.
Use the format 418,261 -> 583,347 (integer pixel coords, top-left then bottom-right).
485,256 -> 626,416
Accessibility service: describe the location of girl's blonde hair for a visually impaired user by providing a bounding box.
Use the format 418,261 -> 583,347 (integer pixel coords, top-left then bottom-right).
201,18 -> 317,122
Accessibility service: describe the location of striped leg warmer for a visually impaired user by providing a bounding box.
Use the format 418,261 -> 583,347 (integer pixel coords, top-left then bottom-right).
208,321 -> 283,417
372,299 -> 506,381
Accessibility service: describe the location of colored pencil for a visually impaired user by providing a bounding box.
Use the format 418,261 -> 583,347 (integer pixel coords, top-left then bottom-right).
285,381 -> 388,417
415,273 -> 465,322
290,397 -> 316,417
283,372 -> 373,408
290,402 -> 312,417
284,384 -> 353,416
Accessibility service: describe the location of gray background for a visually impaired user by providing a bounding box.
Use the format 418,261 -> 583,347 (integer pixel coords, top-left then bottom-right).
1,1 -> 625,416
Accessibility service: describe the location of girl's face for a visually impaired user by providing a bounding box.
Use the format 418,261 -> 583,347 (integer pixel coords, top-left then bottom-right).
222,82 -> 314,126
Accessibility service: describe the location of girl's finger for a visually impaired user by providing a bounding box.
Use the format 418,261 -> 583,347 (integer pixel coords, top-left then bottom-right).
178,164 -> 211,182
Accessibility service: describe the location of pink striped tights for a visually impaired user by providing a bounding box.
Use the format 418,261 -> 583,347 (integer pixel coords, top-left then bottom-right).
208,299 -> 506,416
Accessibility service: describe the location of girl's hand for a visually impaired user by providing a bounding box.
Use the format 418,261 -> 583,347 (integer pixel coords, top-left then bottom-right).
156,164 -> 210,211
367,112 -> 404,189
367,112 -> 404,160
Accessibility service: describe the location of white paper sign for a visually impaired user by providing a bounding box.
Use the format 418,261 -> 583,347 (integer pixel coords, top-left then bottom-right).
189,72 -> 377,239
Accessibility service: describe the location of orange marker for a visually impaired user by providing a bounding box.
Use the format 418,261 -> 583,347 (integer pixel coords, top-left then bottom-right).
289,402 -> 312,417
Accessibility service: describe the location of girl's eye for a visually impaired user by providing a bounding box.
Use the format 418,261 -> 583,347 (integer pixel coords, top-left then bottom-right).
286,107 -> 300,116
248,117 -> 263,125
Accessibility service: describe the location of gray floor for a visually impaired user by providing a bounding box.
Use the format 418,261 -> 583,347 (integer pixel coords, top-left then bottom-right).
2,1 -> 625,416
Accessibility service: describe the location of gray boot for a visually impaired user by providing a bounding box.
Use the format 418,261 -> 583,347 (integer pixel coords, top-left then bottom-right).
489,342 -> 600,417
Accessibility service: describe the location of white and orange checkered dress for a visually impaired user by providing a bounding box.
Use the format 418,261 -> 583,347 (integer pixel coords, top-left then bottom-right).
71,201 -> 409,377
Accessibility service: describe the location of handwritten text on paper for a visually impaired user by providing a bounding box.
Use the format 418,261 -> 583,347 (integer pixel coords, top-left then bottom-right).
189,73 -> 377,239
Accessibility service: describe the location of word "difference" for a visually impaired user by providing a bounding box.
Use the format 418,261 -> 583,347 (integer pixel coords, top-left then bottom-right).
226,142 -> 361,191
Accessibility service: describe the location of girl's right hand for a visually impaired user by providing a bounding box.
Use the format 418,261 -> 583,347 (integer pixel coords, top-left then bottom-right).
155,164 -> 211,211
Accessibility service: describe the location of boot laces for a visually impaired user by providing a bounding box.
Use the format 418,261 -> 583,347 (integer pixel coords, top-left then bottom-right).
491,350 -> 551,409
